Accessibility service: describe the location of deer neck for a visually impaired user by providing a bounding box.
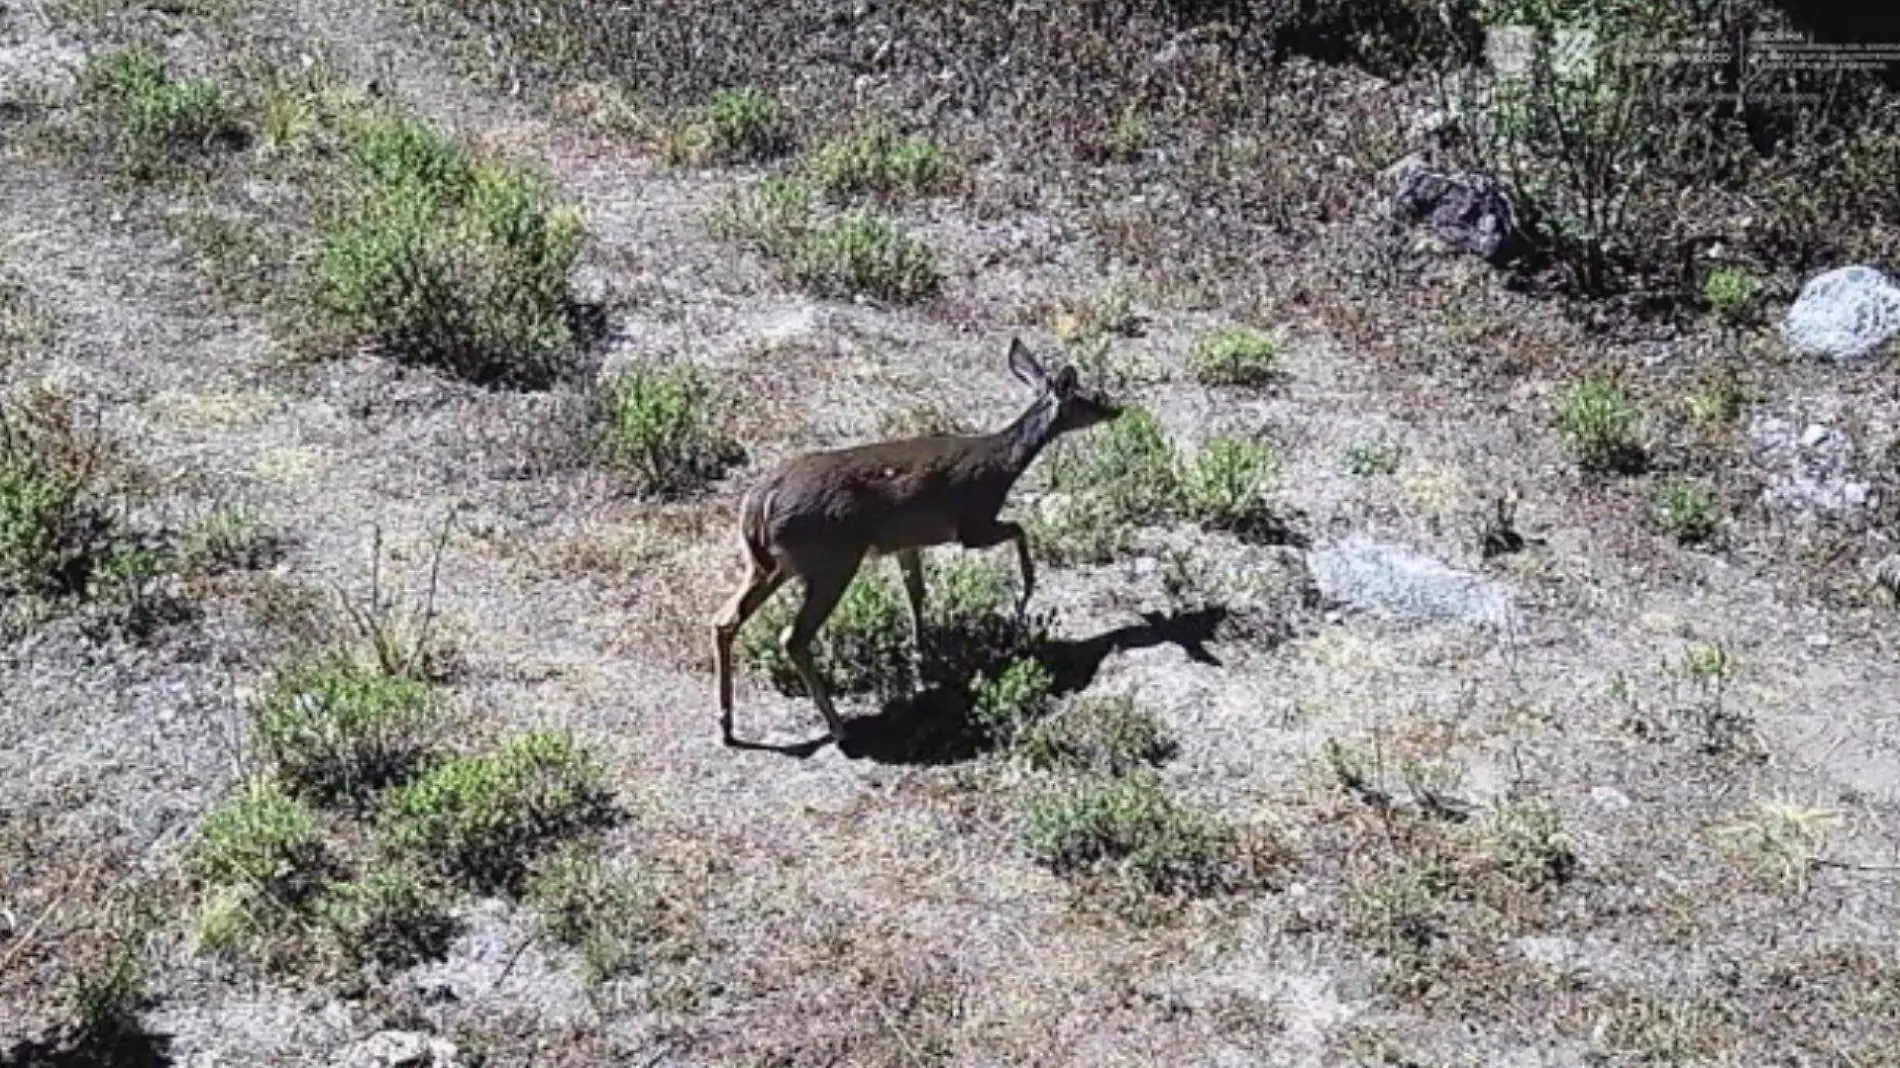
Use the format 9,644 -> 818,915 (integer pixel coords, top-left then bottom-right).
994,393 -> 1062,481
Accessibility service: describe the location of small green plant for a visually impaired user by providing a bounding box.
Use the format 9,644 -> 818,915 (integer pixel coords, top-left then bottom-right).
1653,477 -> 1717,545
318,866 -> 456,969
1180,435 -> 1280,536
1484,801 -> 1576,888
527,845 -> 665,984
189,777 -> 327,906
251,655 -> 446,805
1556,375 -> 1646,473
1038,406 -> 1182,563
0,392 -> 114,602
599,363 -> 744,498
313,113 -> 585,387
968,657 -> 1057,748
1189,328 -> 1279,388
1669,642 -> 1756,757
178,501 -> 276,574
381,732 -> 613,893
791,210 -> 941,304
1023,772 -> 1250,899
1018,694 -> 1176,775
1684,371 -> 1749,430
809,122 -> 952,200
62,926 -> 149,1043
1716,796 -> 1843,892
699,86 -> 789,163
79,46 -> 244,178
1346,437 -> 1403,476
1702,266 -> 1761,325
711,182 -> 939,303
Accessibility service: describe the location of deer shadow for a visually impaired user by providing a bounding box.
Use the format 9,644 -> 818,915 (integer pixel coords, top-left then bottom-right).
837,605 -> 1232,766
2,1028 -> 173,1068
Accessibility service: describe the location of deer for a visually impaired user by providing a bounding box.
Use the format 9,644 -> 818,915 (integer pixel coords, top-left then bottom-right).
710,336 -> 1124,748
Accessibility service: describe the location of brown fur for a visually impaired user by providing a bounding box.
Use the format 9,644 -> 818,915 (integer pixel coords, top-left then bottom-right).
710,336 -> 1121,748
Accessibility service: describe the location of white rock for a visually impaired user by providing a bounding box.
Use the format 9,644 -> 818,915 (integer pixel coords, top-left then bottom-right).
1782,265 -> 1900,359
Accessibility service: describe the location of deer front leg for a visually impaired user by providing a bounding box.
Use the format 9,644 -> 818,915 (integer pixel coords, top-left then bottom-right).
895,549 -> 928,677
960,519 -> 1034,626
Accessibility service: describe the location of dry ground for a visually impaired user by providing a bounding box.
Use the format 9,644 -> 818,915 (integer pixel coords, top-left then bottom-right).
4,1 -> 1900,1065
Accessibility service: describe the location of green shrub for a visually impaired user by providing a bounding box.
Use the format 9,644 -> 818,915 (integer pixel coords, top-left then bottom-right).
791,210 -> 941,304
1653,477 -> 1717,545
0,393 -> 115,601
709,175 -> 815,258
1188,328 -> 1278,387
1702,266 -> 1761,325
79,46 -> 244,177
1018,694 -> 1175,775
527,845 -> 664,983
1181,435 -> 1280,535
599,363 -> 744,498
381,732 -> 612,893
711,181 -> 938,302
1024,772 -> 1248,898
969,657 -> 1058,749
318,866 -> 456,968
699,86 -> 789,163
251,655 -> 445,805
809,123 -> 953,200
189,777 -> 327,903
1345,437 -> 1403,477
312,114 -> 585,387
1038,406 -> 1182,563
1556,375 -> 1646,473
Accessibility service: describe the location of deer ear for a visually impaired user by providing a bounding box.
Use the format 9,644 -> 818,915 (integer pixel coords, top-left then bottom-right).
1007,337 -> 1048,389
1053,365 -> 1078,392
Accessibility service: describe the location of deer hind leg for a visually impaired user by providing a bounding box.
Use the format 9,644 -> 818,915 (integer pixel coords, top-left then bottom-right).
781,552 -> 865,744
711,557 -> 787,745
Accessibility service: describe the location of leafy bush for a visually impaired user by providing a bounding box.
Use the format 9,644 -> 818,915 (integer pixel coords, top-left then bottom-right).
1024,772 -> 1251,898
1180,435 -> 1280,536
1556,375 -> 1645,473
698,86 -> 790,163
1346,437 -> 1403,477
381,732 -> 613,893
1018,694 -> 1176,775
809,123 -> 953,200
79,46 -> 245,177
527,845 -> 664,983
1653,477 -> 1718,545
791,210 -> 941,304
711,182 -> 940,303
0,392 -> 115,602
599,363 -> 744,498
312,113 -> 585,386
1188,328 -> 1278,387
189,777 -> 327,904
251,655 -> 445,805
1037,406 -> 1182,563
318,866 -> 456,968
1702,266 -> 1761,325
968,657 -> 1058,749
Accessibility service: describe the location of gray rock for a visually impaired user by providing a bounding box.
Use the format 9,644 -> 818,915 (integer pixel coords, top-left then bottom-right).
1308,537 -> 1514,628
1781,265 -> 1900,359
1386,155 -> 1520,264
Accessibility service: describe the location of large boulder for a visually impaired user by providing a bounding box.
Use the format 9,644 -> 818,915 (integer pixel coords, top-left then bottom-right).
1385,154 -> 1521,264
1781,265 -> 1900,359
